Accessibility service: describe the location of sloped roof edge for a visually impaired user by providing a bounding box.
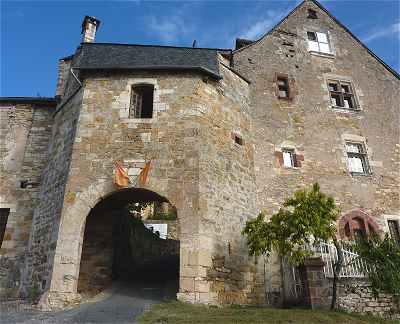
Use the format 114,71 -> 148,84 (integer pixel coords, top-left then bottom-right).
233,0 -> 399,80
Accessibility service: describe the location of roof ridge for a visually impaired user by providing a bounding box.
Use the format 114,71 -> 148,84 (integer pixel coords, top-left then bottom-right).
81,42 -> 232,52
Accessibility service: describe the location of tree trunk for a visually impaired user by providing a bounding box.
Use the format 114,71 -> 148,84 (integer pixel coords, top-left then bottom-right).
331,238 -> 344,310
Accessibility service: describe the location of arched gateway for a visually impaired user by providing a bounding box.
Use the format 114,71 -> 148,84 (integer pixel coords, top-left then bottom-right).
42,184 -> 180,308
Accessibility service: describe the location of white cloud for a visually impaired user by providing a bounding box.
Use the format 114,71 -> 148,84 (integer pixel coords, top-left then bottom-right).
239,9 -> 286,40
148,16 -> 185,43
362,21 -> 400,43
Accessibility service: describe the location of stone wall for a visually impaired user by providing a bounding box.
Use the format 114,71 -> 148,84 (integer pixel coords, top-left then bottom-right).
185,62 -> 263,305
301,258 -> 399,319
336,279 -> 399,320
21,90 -> 84,298
233,0 -> 399,296
0,101 -> 55,299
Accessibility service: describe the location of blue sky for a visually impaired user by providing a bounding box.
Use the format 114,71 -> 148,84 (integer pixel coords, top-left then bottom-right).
1,0 -> 399,97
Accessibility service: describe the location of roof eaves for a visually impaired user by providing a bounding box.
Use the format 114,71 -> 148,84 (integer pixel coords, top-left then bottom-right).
80,42 -> 231,52
75,65 -> 222,80
0,97 -> 57,106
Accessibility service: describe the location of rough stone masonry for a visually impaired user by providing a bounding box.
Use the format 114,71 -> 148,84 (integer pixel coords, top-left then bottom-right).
0,0 -> 398,315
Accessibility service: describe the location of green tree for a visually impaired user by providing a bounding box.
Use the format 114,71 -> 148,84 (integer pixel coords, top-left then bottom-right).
353,234 -> 400,301
242,183 -> 343,309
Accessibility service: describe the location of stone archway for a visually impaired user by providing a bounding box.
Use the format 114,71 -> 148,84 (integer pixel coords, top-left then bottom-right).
42,181 -> 179,308
77,187 -> 179,297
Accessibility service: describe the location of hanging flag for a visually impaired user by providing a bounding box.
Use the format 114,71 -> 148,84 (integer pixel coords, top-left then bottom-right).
114,161 -> 129,188
138,160 -> 152,186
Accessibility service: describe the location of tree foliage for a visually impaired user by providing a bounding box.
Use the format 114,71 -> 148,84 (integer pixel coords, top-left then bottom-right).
353,234 -> 400,300
242,183 -> 339,265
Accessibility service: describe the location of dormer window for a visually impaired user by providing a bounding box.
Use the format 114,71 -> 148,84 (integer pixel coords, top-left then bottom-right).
129,84 -> 154,118
307,31 -> 331,54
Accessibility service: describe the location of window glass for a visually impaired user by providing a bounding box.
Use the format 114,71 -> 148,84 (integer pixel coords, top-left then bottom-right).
307,32 -> 317,41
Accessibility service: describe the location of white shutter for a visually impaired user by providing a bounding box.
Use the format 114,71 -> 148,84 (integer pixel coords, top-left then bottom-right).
308,41 -> 319,52
316,32 -> 328,43
346,144 -> 360,153
348,156 -> 364,173
319,42 -> 331,54
283,151 -> 293,167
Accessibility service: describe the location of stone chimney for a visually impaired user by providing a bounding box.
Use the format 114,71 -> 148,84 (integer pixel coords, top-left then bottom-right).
81,16 -> 101,43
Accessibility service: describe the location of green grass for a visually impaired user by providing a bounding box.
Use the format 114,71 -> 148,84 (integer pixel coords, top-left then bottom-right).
138,301 -> 397,324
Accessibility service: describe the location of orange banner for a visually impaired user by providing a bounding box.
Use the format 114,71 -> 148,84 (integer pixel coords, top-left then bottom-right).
138,161 -> 152,186
114,161 -> 129,188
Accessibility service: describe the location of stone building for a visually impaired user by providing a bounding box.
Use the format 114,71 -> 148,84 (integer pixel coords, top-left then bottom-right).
0,0 -> 399,309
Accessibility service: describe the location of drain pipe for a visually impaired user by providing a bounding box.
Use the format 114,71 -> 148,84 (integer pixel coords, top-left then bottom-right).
54,67 -> 82,115
70,67 -> 82,87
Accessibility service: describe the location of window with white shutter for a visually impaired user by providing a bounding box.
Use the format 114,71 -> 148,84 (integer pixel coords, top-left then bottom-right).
307,31 -> 331,54
346,142 -> 369,174
282,149 -> 294,168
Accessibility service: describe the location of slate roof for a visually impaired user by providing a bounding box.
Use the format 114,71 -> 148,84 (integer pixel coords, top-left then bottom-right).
0,97 -> 57,106
74,43 -> 230,79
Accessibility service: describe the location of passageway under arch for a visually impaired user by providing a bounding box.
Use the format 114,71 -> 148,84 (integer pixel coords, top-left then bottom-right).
77,188 -> 180,300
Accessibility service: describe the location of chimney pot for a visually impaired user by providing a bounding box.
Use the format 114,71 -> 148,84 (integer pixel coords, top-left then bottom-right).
81,16 -> 101,43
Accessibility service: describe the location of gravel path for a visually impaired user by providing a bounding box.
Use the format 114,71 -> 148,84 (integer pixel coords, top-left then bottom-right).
0,281 -> 176,324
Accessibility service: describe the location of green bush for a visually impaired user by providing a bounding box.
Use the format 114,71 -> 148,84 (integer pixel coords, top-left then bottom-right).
354,234 -> 400,300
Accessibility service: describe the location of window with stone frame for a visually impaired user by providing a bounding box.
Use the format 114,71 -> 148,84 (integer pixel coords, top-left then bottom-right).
0,208 -> 10,248
129,84 -> 154,118
388,220 -> 400,245
346,142 -> 370,175
328,80 -> 358,110
307,31 -> 331,54
274,73 -> 295,100
275,149 -> 304,168
339,210 -> 379,241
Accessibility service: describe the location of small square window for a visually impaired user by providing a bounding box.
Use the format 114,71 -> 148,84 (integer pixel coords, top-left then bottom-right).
346,142 -> 369,174
282,149 -> 294,168
307,9 -> 318,19
233,134 -> 244,146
